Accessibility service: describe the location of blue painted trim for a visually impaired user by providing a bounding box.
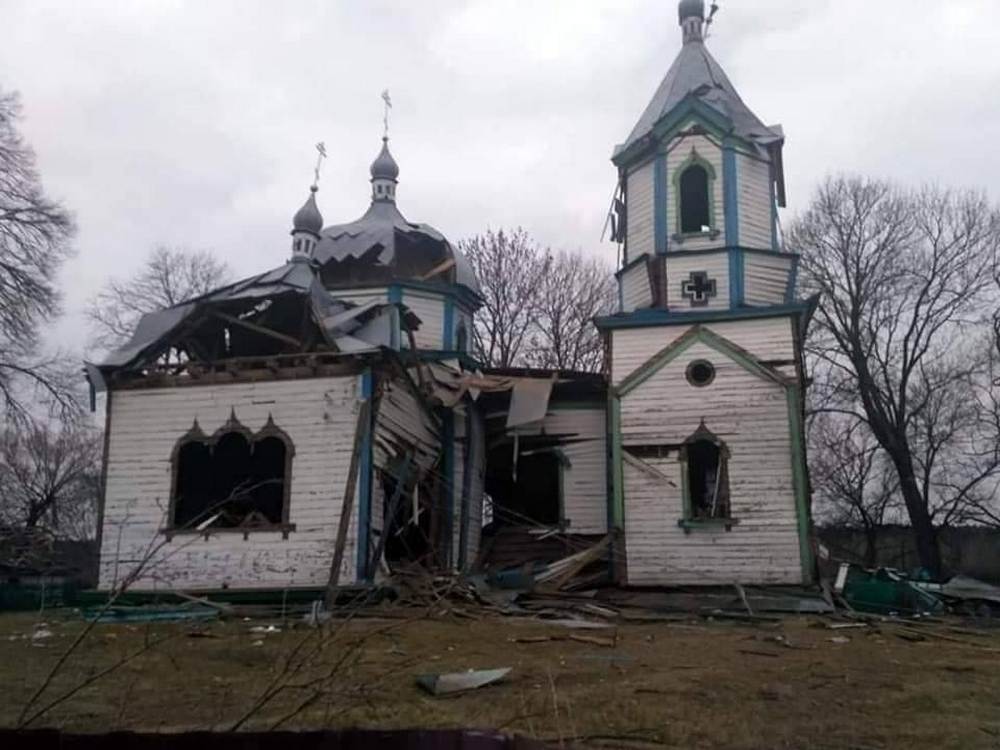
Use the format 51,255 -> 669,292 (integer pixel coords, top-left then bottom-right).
723,143 -> 739,247
331,280 -> 482,310
356,368 -> 375,582
654,154 -> 668,255
442,297 -> 455,350
594,299 -> 815,330
728,247 -> 745,308
441,409 -> 456,569
387,284 -> 402,304
785,255 -> 800,303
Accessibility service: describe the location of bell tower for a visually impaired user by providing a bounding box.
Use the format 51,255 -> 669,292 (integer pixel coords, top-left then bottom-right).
597,0 -> 816,588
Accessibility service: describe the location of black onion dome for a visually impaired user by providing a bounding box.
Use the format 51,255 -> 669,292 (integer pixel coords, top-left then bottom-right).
292,187 -> 323,235
370,138 -> 400,181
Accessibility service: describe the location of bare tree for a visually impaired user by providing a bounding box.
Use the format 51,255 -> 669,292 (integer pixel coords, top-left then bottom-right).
459,227 -> 551,368
87,245 -> 231,350
793,176 -> 1000,576
809,413 -> 900,566
0,88 -> 77,423
525,249 -> 616,373
0,422 -> 102,538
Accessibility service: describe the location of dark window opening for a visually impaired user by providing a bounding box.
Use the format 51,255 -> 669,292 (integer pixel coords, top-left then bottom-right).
686,359 -> 716,387
485,441 -> 561,527
455,322 -> 468,353
686,439 -> 730,520
679,165 -> 711,234
170,417 -> 293,532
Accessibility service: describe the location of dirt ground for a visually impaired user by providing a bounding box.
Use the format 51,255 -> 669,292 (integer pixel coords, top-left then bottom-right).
0,608 -> 998,749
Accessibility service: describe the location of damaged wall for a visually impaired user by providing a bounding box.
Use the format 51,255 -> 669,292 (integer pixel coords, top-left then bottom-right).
98,376 -> 364,591
617,337 -> 805,586
506,407 -> 608,535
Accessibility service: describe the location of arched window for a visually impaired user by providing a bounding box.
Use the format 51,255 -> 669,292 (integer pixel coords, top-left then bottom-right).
169,413 -> 294,533
679,422 -> 731,522
679,164 -> 711,234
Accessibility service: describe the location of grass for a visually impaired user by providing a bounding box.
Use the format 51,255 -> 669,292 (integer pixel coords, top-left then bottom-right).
1,609 -> 999,749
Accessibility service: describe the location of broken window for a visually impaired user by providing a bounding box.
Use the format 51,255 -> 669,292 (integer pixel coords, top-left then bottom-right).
681,424 -> 731,521
170,414 -> 294,532
679,164 -> 711,233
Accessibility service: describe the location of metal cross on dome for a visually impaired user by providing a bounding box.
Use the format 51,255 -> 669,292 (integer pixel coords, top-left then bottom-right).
681,271 -> 717,307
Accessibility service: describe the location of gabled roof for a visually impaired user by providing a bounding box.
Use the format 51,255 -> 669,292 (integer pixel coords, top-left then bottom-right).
613,40 -> 783,163
615,324 -> 793,398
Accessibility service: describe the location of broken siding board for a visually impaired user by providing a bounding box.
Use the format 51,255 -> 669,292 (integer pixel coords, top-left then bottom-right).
744,252 -> 794,307
664,250 -> 729,312
99,376 -> 362,591
618,342 -> 803,585
329,289 -> 390,307
666,135 -> 725,252
621,259 -> 652,313
626,160 -> 655,263
737,153 -> 774,249
373,378 -> 441,479
611,317 -> 796,386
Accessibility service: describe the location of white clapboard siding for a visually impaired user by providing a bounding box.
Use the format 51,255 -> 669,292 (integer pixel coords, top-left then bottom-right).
664,250 -> 729,312
619,341 -> 803,585
611,316 -> 796,386
737,153 -> 774,249
666,135 -> 725,252
508,408 -> 608,534
99,376 -> 362,592
620,259 -> 652,312
402,292 -> 446,350
626,159 -> 655,262
744,252 -> 794,306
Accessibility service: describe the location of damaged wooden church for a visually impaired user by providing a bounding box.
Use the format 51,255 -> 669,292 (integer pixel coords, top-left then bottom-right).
89,0 -> 816,595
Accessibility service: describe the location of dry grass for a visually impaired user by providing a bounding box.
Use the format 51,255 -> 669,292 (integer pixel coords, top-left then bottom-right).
1,609 -> 999,749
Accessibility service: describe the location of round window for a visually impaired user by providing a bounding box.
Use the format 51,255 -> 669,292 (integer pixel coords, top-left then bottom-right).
686,360 -> 716,387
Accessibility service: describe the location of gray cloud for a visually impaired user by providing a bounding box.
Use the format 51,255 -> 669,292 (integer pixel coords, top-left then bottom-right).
3,0 -> 998,359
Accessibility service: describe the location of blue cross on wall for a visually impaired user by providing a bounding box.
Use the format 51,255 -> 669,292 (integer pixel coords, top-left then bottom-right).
681,271 -> 717,307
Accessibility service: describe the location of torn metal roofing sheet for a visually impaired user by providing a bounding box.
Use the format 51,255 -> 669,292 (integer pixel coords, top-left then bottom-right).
312,200 -> 481,295
614,39 -> 782,158
97,261 -> 413,371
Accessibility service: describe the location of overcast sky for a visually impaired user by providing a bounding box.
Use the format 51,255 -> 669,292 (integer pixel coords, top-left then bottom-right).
4,0 -> 1000,357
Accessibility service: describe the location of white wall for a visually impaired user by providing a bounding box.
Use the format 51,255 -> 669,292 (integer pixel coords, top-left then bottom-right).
620,258 -> 652,313
737,152 -> 775,249
618,340 -> 804,585
402,291 -> 446,350
666,135 -> 725,252
664,250 -> 729,312
611,316 -> 796,386
626,159 -> 655,263
99,376 -> 363,591
744,252 -> 794,306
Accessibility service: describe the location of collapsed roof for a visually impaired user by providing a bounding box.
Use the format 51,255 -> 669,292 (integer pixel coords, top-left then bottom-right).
93,261 -> 419,378
314,200 -> 481,295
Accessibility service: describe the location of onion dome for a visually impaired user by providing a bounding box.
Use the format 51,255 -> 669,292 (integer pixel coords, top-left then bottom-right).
292,186 -> 324,236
